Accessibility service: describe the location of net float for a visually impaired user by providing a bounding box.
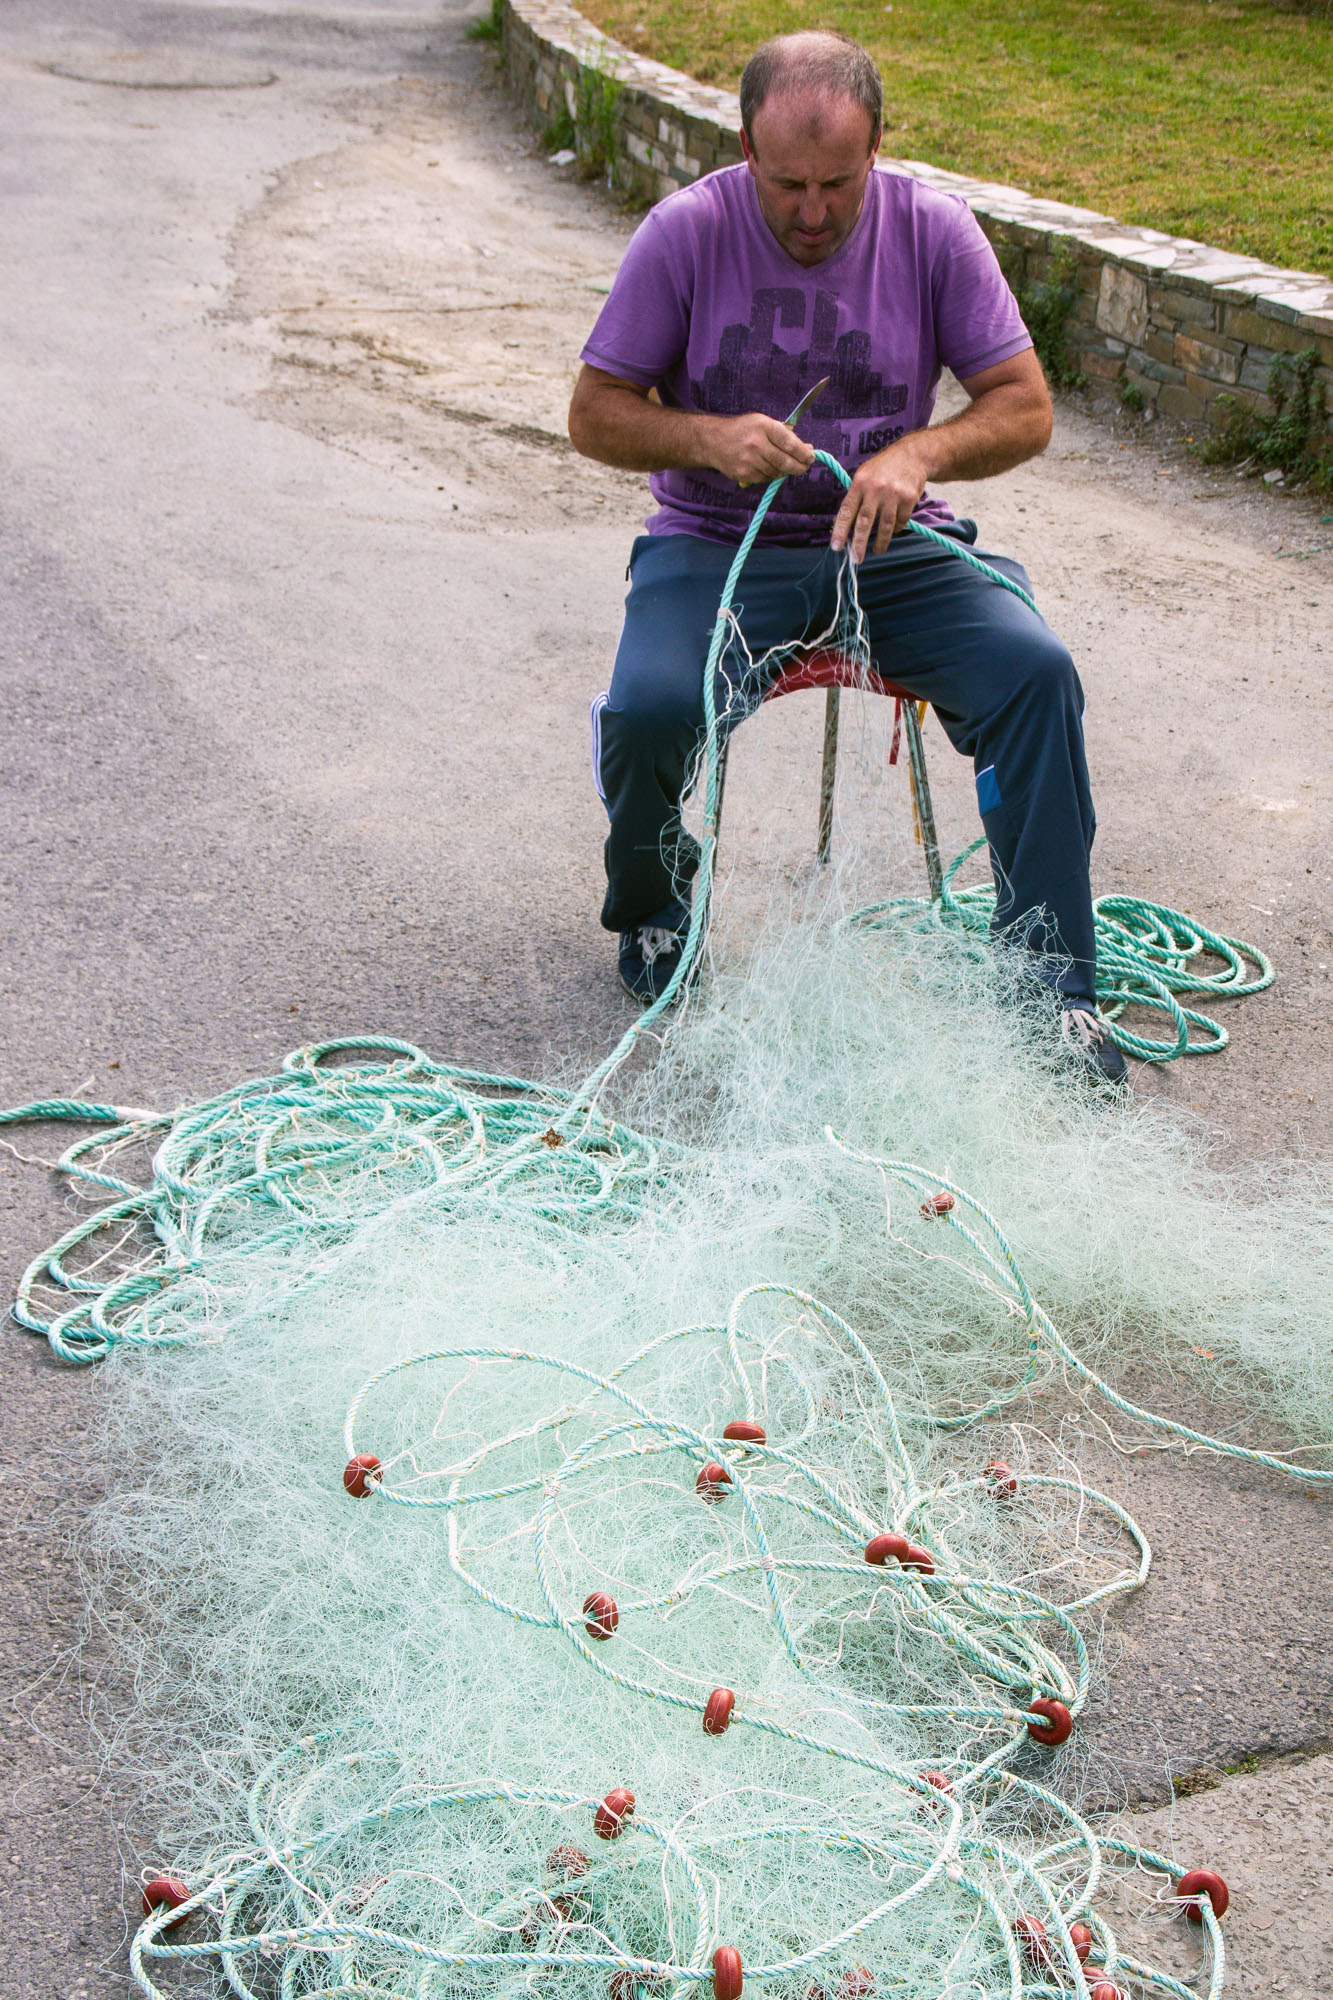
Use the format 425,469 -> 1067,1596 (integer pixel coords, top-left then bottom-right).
712,1945 -> 743,2000
519,1897 -> 560,1946
1069,1922 -> 1093,1963
920,1770 -> 953,1796
1089,1984 -> 1123,2000
863,1532 -> 911,1565
985,1459 -> 1018,1497
703,1687 -> 735,1735
920,1191 -> 955,1218
1026,1697 -> 1073,1746
583,1592 -> 619,1641
901,1544 -> 935,1574
809,1969 -> 876,2000
141,1876 -> 190,1928
1014,1916 -> 1051,1969
346,1874 -> 388,1912
1176,1869 -> 1229,1923
721,1419 -> 766,1445
593,1788 -> 635,1840
696,1461 -> 732,1503
546,1845 -> 590,1880
343,1453 -> 381,1498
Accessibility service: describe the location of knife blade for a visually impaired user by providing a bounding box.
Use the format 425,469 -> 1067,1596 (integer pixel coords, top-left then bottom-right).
784,374 -> 831,429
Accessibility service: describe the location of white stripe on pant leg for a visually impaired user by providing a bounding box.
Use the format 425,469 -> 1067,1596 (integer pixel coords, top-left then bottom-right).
589,691 -> 609,807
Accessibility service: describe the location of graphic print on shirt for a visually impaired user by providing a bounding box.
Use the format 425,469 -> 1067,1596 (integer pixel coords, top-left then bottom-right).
688,287 -> 909,507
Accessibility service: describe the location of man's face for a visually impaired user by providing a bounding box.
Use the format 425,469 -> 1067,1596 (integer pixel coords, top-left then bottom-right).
741,91 -> 880,267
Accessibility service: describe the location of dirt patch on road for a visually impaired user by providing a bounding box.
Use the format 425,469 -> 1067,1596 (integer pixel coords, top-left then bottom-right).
227,74 -> 642,527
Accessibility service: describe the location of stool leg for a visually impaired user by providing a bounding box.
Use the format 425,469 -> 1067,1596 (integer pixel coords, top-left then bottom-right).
817,686 -> 840,864
902,700 -> 943,902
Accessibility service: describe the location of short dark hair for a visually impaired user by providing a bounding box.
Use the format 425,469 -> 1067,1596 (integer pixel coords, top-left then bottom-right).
740,31 -> 882,148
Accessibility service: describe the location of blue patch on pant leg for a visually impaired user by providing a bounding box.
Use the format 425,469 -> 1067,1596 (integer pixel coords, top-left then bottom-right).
975,762 -> 1003,816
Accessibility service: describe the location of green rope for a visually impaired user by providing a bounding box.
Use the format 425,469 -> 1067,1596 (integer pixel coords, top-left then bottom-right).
854,840 -> 1274,1061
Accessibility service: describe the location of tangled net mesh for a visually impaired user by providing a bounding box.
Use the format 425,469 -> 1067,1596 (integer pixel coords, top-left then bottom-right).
7,504 -> 1327,2000
11,908 -> 1330,2000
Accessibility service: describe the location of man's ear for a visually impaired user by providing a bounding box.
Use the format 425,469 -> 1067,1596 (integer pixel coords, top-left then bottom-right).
739,127 -> 757,172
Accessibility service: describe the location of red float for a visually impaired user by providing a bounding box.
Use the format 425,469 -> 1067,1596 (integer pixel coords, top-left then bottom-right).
920,1770 -> 953,1796
696,1461 -> 732,1503
1014,1916 -> 1051,1969
985,1460 -> 1018,1497
863,1532 -> 911,1566
141,1876 -> 190,1928
703,1688 -> 736,1736
343,1453 -> 382,1498
1176,1869 -> 1229,1923
1089,1984 -> 1123,2000
583,1592 -> 619,1641
1026,1697 -> 1073,1746
519,1897 -> 561,1946
809,1968 -> 877,2000
920,1191 -> 955,1218
722,1419 -> 766,1445
546,1845 -> 590,1880
593,1788 -> 635,1840
1069,1922 -> 1093,1964
901,1544 -> 935,1574
712,1946 -> 743,2000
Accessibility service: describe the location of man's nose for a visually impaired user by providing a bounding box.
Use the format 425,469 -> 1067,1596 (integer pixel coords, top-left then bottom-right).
797,183 -> 827,227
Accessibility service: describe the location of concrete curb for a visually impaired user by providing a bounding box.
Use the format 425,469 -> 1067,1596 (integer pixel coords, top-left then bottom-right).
498,0 -> 1333,445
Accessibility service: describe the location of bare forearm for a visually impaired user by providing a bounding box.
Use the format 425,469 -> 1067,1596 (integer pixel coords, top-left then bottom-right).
567,367 -> 814,486
908,382 -> 1053,483
568,381 -> 722,473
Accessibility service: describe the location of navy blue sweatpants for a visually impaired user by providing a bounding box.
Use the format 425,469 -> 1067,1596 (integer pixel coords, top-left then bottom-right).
594,525 -> 1097,1001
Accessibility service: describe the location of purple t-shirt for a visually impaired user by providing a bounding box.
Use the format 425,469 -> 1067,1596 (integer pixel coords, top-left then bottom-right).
581,162 -> 1031,545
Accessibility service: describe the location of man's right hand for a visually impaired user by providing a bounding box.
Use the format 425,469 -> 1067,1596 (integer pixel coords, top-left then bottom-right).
568,366 -> 817,485
704,413 -> 816,489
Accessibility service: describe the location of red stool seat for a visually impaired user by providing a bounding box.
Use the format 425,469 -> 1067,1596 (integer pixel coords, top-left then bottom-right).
760,646 -> 913,702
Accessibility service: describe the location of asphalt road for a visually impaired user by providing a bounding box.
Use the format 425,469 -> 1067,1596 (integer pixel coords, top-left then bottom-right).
0,1 -> 1330,1993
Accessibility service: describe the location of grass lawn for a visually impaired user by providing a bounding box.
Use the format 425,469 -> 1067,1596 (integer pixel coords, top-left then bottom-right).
578,0 -> 1332,275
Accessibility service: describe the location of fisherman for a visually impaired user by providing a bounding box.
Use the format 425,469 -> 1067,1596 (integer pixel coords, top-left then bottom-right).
567,28 -> 1126,1086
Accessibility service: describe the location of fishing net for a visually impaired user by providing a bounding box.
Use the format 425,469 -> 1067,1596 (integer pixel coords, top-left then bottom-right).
5,465 -> 1322,2000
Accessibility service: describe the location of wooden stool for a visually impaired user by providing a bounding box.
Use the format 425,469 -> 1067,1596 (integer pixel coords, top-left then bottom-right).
714,648 -> 944,899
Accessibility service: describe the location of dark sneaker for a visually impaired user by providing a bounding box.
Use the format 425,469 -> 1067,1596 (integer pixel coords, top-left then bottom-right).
618,900 -> 692,1005
1060,1000 -> 1129,1088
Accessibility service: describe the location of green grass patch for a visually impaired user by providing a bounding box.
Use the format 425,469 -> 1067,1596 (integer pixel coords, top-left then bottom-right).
577,0 -> 1332,275
465,0 -> 504,40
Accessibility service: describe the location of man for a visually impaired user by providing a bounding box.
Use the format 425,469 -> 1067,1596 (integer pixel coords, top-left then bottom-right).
567,29 -> 1126,1086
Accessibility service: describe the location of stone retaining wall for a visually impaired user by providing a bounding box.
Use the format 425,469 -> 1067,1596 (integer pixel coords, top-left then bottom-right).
500,0 -> 1332,448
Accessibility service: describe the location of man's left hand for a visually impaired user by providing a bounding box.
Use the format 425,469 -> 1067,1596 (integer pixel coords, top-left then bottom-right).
829,437 -> 934,562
